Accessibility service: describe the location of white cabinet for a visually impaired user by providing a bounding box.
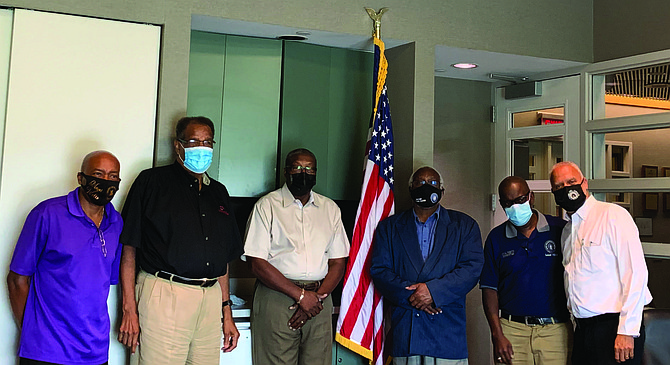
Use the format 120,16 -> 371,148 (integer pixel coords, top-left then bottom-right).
221,320 -> 252,365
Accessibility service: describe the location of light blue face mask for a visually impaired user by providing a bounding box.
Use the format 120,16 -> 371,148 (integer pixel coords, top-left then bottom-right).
180,145 -> 213,174
504,200 -> 533,227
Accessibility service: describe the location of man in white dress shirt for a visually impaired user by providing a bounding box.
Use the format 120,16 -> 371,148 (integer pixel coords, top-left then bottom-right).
244,148 -> 350,365
549,161 -> 652,365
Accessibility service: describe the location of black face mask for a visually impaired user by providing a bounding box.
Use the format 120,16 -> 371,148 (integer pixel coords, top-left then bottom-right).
410,184 -> 442,208
552,180 -> 586,212
79,173 -> 120,206
288,172 -> 316,197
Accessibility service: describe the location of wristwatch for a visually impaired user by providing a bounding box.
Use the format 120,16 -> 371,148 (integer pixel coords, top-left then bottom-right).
222,299 -> 233,308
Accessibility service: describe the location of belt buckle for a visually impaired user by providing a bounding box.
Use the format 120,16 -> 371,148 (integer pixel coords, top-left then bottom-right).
525,316 -> 538,326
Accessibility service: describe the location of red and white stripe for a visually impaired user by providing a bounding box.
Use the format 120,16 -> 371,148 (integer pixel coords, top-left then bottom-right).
336,159 -> 394,364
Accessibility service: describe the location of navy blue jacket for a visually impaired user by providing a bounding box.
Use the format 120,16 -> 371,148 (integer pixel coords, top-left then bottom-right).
370,206 -> 484,359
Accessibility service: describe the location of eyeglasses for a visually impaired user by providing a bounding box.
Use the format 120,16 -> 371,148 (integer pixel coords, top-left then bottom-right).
288,165 -> 317,175
178,139 -> 216,148
411,179 -> 440,189
499,191 -> 531,209
98,229 -> 107,258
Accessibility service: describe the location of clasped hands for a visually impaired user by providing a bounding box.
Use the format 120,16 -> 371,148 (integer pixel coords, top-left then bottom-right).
405,283 -> 442,315
288,289 -> 328,330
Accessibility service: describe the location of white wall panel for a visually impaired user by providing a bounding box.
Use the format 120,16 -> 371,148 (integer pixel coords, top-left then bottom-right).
0,9 -> 12,185
0,9 -> 160,364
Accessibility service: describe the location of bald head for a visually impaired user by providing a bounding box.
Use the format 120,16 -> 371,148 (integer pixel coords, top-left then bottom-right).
80,151 -> 120,181
498,175 -> 533,209
409,166 -> 443,188
498,176 -> 529,197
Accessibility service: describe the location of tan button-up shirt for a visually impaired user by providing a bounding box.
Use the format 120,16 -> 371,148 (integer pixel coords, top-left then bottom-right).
243,184 -> 350,281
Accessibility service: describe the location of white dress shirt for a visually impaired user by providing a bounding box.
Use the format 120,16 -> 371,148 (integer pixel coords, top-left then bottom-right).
562,196 -> 652,336
243,184 -> 350,281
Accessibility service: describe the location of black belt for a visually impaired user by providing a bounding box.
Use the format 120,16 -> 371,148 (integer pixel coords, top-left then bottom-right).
291,280 -> 322,292
574,313 -> 620,328
154,271 -> 218,288
501,311 -> 568,326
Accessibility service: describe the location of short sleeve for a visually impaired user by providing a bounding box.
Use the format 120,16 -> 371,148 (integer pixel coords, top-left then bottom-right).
242,199 -> 273,260
110,239 -> 124,285
479,232 -> 499,290
326,205 -> 350,259
9,206 -> 49,277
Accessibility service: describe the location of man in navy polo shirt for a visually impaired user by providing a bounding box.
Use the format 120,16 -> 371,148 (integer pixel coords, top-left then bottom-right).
481,176 -> 571,365
7,151 -> 123,365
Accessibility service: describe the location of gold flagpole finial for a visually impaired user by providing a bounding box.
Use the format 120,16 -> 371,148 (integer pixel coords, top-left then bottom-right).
365,7 -> 388,39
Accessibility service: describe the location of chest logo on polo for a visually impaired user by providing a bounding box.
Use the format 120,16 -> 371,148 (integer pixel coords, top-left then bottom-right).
502,250 -> 515,258
544,240 -> 557,256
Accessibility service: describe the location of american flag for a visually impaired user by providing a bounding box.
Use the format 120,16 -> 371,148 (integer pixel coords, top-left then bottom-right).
336,36 -> 394,365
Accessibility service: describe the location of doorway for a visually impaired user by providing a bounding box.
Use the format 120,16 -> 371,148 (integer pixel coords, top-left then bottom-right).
493,75 -> 580,226
492,51 -> 670,308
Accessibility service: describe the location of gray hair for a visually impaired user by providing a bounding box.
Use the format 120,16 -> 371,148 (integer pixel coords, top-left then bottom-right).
408,166 -> 444,188
549,161 -> 584,180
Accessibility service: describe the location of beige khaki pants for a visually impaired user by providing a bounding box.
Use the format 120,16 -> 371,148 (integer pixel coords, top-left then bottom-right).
251,281 -> 333,365
499,318 -> 572,365
131,271 -> 222,365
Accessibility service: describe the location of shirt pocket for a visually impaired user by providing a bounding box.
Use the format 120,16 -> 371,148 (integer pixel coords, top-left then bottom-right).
579,236 -> 607,273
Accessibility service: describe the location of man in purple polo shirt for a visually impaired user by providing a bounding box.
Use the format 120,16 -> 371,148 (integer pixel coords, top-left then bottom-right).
7,150 -> 123,365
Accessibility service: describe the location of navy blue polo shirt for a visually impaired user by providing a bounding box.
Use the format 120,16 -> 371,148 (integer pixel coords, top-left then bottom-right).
480,211 -> 569,318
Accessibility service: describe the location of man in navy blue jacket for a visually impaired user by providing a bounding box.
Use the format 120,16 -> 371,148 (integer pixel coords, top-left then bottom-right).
371,166 -> 484,364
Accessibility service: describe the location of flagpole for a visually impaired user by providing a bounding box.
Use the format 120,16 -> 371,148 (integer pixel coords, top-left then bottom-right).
335,7 -> 394,365
365,7 -> 388,39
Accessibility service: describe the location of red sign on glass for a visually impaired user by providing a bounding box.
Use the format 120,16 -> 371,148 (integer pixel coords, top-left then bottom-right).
542,118 -> 563,125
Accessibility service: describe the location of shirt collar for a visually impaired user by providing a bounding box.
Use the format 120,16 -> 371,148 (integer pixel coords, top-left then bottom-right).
571,195 -> 596,222
412,207 -> 440,224
67,188 -> 119,223
281,183 -> 317,208
171,160 -> 210,186
505,209 -> 547,238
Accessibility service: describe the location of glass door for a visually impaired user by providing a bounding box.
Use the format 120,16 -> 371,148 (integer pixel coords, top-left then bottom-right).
493,75 -> 581,226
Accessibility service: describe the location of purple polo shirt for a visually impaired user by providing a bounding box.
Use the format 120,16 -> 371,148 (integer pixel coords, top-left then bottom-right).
9,188 -> 123,365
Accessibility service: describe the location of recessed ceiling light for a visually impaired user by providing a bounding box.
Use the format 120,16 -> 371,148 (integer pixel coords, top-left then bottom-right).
451,63 -> 478,69
295,31 -> 311,36
434,68 -> 446,72
277,34 -> 307,41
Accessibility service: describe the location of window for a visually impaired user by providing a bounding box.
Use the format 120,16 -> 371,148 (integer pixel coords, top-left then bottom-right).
587,56 -> 670,254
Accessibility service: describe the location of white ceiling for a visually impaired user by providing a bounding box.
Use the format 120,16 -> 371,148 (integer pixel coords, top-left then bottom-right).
192,15 -> 589,83
191,15 -> 411,51
435,46 -> 588,83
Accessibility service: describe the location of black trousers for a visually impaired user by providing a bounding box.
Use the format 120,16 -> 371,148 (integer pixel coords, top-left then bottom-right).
572,313 -> 645,365
19,358 -> 108,365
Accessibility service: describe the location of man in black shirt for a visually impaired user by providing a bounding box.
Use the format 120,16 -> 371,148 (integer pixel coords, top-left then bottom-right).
117,116 -> 243,364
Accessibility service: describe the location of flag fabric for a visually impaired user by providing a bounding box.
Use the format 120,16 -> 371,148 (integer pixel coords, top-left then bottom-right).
336,36 -> 395,365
